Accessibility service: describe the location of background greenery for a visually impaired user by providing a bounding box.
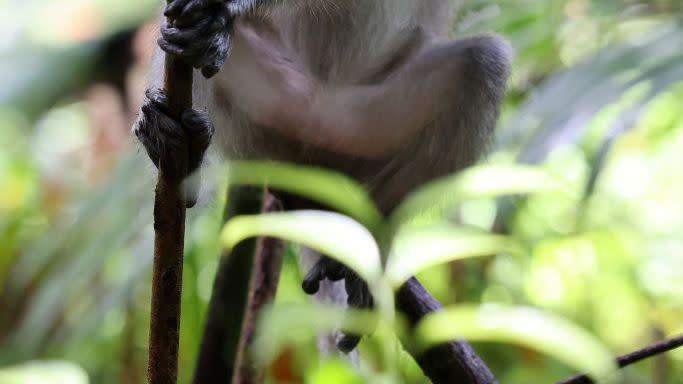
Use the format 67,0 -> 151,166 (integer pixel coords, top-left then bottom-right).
0,0 -> 682,383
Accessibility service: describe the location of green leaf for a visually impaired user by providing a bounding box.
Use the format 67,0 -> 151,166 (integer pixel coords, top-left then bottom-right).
390,165 -> 569,230
252,304 -> 378,365
386,224 -> 523,287
223,161 -> 383,231
306,359 -> 363,384
415,304 -> 618,383
0,361 -> 89,384
220,210 -> 382,282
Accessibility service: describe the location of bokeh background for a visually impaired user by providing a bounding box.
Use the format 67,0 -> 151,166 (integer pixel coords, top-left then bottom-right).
0,0 -> 682,383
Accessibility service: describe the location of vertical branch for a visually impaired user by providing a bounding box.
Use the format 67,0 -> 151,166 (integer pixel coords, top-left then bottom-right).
233,193 -> 284,383
146,11 -> 194,384
193,187 -> 284,384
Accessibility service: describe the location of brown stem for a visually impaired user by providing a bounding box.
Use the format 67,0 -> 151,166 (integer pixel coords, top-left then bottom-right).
146,11 -> 194,384
192,187 -> 284,384
396,277 -> 497,384
556,334 -> 683,384
233,193 -> 284,383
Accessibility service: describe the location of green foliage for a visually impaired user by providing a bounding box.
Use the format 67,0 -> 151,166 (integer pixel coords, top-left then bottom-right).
0,361 -> 89,384
221,210 -> 382,282
220,161 -> 614,382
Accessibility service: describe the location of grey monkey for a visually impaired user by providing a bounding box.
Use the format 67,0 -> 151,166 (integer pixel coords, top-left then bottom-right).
134,0 -> 511,352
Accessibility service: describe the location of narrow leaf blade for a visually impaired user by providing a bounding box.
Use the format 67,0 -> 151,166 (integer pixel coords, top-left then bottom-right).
220,210 -> 382,282
416,304 -> 618,383
386,224 -> 522,287
390,165 -> 568,229
221,161 -> 383,230
0,361 -> 89,384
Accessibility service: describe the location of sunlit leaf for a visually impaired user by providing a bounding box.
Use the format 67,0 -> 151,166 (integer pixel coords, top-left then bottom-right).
306,359 -> 363,384
386,224 -> 523,287
0,361 -> 89,384
220,210 -> 382,282
221,161 -> 383,231
390,165 -> 569,230
416,304 -> 618,383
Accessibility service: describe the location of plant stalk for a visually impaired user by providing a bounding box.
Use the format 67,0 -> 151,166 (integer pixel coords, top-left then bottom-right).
146,12 -> 194,384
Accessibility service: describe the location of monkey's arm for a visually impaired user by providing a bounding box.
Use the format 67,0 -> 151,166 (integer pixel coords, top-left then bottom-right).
228,23 -> 511,158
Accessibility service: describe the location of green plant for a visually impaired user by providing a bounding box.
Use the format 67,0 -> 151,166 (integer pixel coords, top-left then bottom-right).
218,160 -> 617,383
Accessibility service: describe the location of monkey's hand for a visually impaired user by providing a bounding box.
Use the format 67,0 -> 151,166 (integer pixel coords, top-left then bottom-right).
302,256 -> 374,353
160,0 -> 233,78
134,88 -> 214,207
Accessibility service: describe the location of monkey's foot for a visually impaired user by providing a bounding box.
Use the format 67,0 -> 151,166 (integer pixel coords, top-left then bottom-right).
160,0 -> 232,78
302,256 -> 374,353
134,88 -> 214,207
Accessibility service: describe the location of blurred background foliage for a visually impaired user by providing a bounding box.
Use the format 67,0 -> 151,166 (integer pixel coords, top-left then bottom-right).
0,0 -> 682,383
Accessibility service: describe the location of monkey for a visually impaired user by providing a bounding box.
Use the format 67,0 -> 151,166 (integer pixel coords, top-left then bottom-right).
134,0 -> 511,353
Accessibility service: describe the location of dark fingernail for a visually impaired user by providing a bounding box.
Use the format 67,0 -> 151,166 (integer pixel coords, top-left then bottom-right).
201,65 -> 219,78
327,266 -> 345,281
185,196 -> 197,208
140,103 -> 152,115
158,38 -> 181,54
157,37 -> 171,51
337,334 -> 361,353
302,279 -> 320,295
164,3 -> 181,17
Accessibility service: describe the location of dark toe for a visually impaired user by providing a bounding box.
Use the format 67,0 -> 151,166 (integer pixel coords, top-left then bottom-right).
337,334 -> 362,354
135,89 -> 213,182
345,273 -> 374,310
145,88 -> 169,111
181,109 -> 214,170
302,261 -> 326,295
325,259 -> 346,282
300,257 -> 375,353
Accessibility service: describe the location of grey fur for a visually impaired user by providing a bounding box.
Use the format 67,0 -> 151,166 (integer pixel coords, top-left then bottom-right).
205,0 -> 510,213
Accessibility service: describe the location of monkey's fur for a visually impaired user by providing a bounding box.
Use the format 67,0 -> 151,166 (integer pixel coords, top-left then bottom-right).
135,0 -> 511,353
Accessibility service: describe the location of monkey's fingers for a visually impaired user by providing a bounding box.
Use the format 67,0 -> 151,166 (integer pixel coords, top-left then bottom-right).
337,334 -> 362,354
180,109 -> 214,172
159,17 -> 231,78
160,0 -> 232,78
337,272 -> 374,353
164,0 -> 221,21
136,91 -> 188,175
135,89 -> 214,207
301,257 -> 372,352
302,257 -> 346,295
144,88 -> 171,114
302,261 -> 325,295
161,13 -> 223,42
158,17 -> 231,64
301,263 -> 325,295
